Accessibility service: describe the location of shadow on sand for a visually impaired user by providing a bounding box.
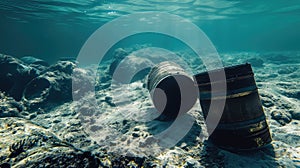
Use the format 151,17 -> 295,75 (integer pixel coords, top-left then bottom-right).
199,140 -> 278,167
145,113 -> 202,149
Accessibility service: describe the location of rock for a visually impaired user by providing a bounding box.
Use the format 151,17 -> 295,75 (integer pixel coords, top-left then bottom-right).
109,59 -> 121,76
58,57 -> 77,62
271,110 -> 292,125
53,119 -> 61,123
71,67 -> 95,100
0,163 -> 10,168
107,47 -> 155,84
0,54 -> 39,101
0,57 -> 77,106
109,55 -> 153,83
104,96 -> 115,107
266,74 -> 278,78
20,56 -> 49,72
90,125 -> 102,132
47,61 -> 76,74
108,48 -> 130,76
133,127 -> 140,131
28,113 -> 37,120
19,151 -> 99,168
99,157 -> 112,167
109,155 -> 148,168
290,110 -> 300,120
132,133 -> 140,138
22,69 -> 72,111
22,61 -> 94,111
0,92 -> 23,117
20,56 -> 49,67
79,105 -> 95,116
185,157 -> 201,168
261,99 -> 274,108
0,117 -> 100,167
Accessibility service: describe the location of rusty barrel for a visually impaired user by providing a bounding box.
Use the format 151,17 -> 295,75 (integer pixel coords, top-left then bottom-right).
147,61 -> 197,121
194,63 -> 272,150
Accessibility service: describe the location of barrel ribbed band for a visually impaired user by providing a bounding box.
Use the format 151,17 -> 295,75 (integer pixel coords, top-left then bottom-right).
199,85 -> 258,100
216,114 -> 267,130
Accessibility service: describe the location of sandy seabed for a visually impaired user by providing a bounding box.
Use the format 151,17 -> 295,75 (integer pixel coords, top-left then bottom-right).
0,49 -> 299,167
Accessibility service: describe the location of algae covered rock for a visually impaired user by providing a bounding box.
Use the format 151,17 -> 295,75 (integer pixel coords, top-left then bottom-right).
20,56 -> 49,67
271,110 -> 292,125
0,54 -> 39,101
0,92 -> 23,118
0,53 -> 95,112
22,68 -> 73,111
0,117 -> 100,167
22,60 -> 95,112
111,55 -> 153,83
22,62 -> 74,111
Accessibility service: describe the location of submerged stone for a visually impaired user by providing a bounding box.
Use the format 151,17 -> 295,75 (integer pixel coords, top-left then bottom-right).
271,110 -> 292,125
0,54 -> 39,101
0,117 -> 100,167
0,92 -> 23,118
20,56 -> 49,67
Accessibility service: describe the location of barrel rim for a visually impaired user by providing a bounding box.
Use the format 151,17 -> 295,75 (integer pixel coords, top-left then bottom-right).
194,73 -> 254,86
193,63 -> 253,84
148,73 -> 195,92
147,61 -> 192,91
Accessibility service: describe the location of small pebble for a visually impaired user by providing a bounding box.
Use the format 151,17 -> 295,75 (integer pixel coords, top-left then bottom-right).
271,110 -> 291,125
262,100 -> 274,108
90,125 -> 102,132
53,119 -> 61,123
29,113 -> 37,119
132,133 -> 140,138
133,127 -> 140,131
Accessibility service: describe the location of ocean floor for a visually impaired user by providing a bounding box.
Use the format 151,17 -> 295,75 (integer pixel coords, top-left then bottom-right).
0,48 -> 299,167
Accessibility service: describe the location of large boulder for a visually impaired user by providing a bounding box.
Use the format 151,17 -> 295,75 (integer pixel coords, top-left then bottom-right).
22,61 -> 94,112
22,61 -> 75,111
0,54 -> 39,101
0,92 -> 23,118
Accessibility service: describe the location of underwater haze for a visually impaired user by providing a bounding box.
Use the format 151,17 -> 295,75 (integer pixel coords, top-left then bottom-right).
0,1 -> 300,167
0,0 -> 300,62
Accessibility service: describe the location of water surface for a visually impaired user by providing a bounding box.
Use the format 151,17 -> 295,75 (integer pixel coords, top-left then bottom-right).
0,0 -> 299,62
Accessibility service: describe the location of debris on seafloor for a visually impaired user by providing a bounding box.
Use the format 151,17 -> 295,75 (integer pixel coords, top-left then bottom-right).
0,51 -> 299,167
194,63 -> 272,151
147,61 -> 197,121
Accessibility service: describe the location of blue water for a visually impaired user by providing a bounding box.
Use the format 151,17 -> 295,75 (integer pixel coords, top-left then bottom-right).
0,0 -> 300,63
